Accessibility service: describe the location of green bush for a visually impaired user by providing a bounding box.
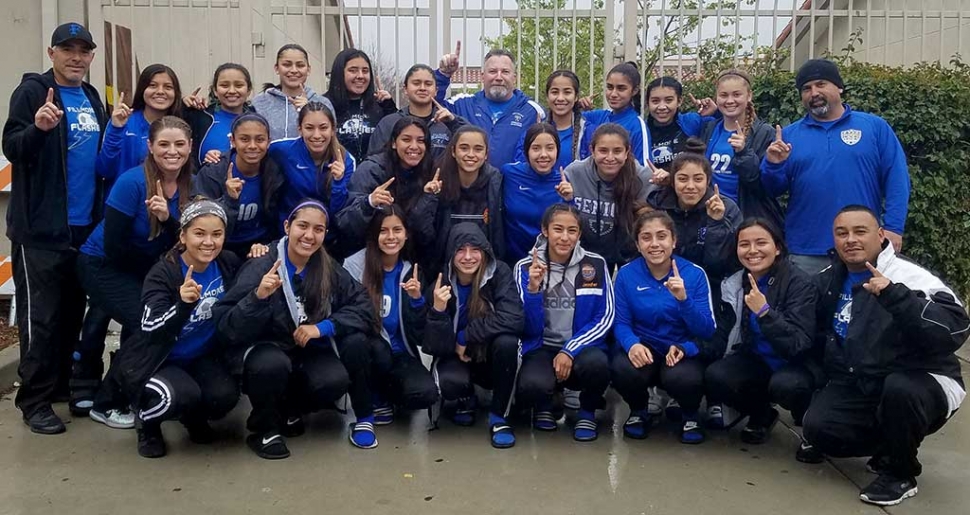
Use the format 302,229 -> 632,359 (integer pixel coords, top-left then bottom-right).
683,61 -> 970,298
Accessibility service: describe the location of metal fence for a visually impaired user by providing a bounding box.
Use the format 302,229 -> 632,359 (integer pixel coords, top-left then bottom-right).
90,0 -> 970,106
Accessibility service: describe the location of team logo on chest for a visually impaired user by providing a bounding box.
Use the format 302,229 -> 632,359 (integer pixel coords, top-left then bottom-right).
581,263 -> 597,282
511,112 -> 525,127
840,129 -> 862,146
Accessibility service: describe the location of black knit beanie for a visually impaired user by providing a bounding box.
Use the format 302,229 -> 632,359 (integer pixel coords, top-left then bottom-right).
795,59 -> 844,90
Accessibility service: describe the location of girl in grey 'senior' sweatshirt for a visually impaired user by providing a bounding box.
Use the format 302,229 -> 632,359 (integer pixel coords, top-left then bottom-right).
252,44 -> 335,141
562,123 -> 655,271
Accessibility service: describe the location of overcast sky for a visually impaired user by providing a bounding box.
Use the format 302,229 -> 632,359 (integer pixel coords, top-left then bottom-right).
341,0 -> 801,72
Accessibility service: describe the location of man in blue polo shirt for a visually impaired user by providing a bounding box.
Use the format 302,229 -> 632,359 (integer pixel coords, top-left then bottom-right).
761,59 -> 910,274
435,46 -> 543,167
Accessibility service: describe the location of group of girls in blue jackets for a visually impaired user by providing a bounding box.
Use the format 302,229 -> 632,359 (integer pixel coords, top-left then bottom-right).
71,44 -> 821,463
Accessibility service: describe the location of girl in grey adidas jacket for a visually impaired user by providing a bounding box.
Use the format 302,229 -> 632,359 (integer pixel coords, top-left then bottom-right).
562,123 -> 654,270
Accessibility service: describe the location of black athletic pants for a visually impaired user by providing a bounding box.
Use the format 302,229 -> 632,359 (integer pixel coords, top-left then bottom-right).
12,225 -> 92,417
516,346 -> 609,412
139,353 -> 239,426
705,353 -> 823,425
803,372 -> 953,478
370,340 -> 438,410
610,346 -> 706,414
242,332 -> 374,434
434,334 -> 520,417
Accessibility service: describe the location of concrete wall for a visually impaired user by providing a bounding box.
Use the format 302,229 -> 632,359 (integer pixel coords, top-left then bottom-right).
785,0 -> 970,68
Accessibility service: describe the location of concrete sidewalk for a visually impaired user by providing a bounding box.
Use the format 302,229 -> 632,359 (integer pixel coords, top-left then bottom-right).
0,363 -> 967,515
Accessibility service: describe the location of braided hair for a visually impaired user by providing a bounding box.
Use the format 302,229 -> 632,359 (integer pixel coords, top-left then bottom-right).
716,69 -> 757,136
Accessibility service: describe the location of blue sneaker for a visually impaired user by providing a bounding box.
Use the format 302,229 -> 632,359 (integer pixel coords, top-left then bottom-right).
623,410 -> 652,439
680,415 -> 706,444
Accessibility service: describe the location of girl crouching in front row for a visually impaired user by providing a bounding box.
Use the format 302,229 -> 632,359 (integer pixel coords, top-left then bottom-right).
425,223 -> 524,448
218,200 -> 381,459
343,204 -> 439,425
116,200 -> 242,458
515,204 -> 613,441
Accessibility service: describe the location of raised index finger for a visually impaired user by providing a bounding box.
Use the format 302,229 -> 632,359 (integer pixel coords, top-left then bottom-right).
713,183 -> 721,198
671,259 -> 680,278
269,259 -> 283,275
413,263 -> 419,280
775,124 -> 783,142
185,264 -> 194,282
379,177 -> 396,190
433,168 -> 441,181
435,273 -> 443,289
747,273 -> 760,291
156,180 -> 164,197
455,40 -> 462,59
865,261 -> 884,277
431,97 -> 445,110
192,86 -> 202,96
227,162 -> 234,181
46,88 -> 55,104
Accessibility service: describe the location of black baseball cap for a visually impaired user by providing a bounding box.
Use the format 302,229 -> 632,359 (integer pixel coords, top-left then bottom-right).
51,22 -> 97,50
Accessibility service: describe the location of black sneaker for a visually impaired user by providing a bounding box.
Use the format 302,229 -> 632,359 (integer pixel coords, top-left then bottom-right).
137,422 -> 167,458
795,440 -> 824,464
281,416 -> 305,438
183,419 -> 217,445
23,405 -> 66,435
740,408 -> 779,445
247,432 -> 290,460
859,474 -> 918,506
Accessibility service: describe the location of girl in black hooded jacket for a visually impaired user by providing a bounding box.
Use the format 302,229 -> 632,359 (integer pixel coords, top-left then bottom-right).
113,200 -> 242,459
217,200 -> 381,459
424,223 -> 524,449
704,218 -> 821,450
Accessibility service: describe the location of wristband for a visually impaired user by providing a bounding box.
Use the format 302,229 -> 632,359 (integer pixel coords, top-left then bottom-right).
756,304 -> 770,317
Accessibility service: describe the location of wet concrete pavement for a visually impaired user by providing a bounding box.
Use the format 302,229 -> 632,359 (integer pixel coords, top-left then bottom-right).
0,362 -> 967,515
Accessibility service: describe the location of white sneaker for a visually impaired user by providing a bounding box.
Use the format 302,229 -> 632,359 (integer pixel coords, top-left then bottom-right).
89,408 -> 135,429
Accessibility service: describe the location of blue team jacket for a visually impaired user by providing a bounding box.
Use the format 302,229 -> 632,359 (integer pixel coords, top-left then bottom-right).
760,104 -> 910,256
434,70 -> 544,167
96,110 -> 150,186
613,254 -> 716,357
268,137 -> 355,227
578,106 -> 651,166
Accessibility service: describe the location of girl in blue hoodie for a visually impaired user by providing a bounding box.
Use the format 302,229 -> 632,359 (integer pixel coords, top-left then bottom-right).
610,211 -> 716,444
502,123 -> 570,263
579,62 -> 650,166
515,204 -> 613,441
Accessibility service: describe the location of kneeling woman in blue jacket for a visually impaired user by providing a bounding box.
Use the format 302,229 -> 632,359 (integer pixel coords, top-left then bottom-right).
610,211 -> 716,444
425,223 -> 524,448
116,200 -> 242,458
704,218 -> 820,448
343,204 -> 439,424
515,204 -> 614,441
218,200 -> 380,458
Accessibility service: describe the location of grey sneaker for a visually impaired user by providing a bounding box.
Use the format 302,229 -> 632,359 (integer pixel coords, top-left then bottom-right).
89,408 -> 135,429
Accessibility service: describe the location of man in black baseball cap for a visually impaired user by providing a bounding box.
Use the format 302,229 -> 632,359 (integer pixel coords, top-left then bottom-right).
50,22 -> 97,50
1,21 -> 106,435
